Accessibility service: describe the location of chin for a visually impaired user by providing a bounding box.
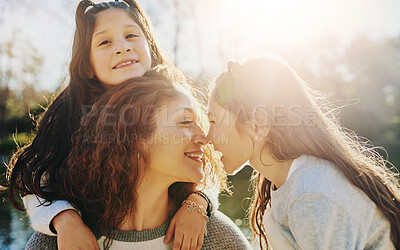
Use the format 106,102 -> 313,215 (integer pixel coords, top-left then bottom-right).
224,162 -> 247,176
191,169 -> 205,183
180,167 -> 204,184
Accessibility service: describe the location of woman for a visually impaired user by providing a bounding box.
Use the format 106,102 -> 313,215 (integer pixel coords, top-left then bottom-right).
26,71 -> 250,250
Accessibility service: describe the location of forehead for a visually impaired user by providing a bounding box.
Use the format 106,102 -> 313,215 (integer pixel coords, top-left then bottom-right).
207,93 -> 223,117
164,94 -> 198,115
93,8 -> 137,31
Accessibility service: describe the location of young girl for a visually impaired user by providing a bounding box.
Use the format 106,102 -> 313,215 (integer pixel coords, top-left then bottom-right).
207,56 -> 400,249
6,1 -> 216,249
25,73 -> 249,250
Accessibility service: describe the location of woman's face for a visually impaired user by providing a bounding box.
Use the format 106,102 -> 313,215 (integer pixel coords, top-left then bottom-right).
145,95 -> 206,184
207,97 -> 253,175
90,8 -> 152,85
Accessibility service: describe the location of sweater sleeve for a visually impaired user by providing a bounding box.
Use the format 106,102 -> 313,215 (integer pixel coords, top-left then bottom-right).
23,194 -> 81,236
288,193 -> 358,250
25,231 -> 58,250
202,211 -> 250,250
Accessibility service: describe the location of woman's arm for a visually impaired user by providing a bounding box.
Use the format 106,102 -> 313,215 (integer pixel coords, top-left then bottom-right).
202,210 -> 250,249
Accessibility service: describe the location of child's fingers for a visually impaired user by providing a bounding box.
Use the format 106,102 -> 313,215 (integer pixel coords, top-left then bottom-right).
180,235 -> 191,250
196,235 -> 204,250
190,237 -> 198,250
172,231 -> 183,250
164,218 -> 176,244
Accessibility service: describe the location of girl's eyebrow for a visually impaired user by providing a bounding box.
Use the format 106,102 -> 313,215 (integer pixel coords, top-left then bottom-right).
92,24 -> 141,39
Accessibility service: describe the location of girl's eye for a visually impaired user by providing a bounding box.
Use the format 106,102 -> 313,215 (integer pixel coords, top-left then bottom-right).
99,40 -> 110,46
126,34 -> 137,39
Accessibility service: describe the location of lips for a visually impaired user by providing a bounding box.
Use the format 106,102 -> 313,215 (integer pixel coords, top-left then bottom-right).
184,150 -> 203,163
113,59 -> 138,69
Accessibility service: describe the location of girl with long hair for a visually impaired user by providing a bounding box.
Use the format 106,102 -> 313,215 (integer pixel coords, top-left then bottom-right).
25,72 -> 249,250
207,56 -> 400,249
4,1 -> 216,249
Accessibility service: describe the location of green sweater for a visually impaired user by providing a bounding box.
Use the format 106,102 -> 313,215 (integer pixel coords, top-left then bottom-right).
25,211 -> 250,250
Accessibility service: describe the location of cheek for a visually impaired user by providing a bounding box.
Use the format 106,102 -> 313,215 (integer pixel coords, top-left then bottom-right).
143,46 -> 152,68
90,52 -> 105,72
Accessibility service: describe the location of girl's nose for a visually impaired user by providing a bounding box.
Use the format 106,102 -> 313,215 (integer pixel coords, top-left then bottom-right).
115,41 -> 132,55
206,127 -> 214,144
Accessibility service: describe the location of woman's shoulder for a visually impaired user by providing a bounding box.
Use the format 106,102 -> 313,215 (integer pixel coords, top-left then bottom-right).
203,210 -> 250,250
25,231 -> 58,250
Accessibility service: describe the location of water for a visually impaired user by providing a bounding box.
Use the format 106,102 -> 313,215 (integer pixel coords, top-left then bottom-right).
1,155 -> 34,250
0,203 -> 33,250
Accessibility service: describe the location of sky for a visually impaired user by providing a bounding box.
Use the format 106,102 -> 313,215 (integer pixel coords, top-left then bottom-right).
1,0 -> 400,91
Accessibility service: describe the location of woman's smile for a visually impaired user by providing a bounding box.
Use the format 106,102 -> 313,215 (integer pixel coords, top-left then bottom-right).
184,150 -> 203,163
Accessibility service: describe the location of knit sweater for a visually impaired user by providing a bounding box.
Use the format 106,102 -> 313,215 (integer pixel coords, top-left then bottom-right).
263,155 -> 395,250
25,210 -> 250,250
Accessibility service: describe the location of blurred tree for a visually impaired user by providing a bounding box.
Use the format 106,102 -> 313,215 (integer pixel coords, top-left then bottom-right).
282,35 -> 400,168
0,30 -> 45,144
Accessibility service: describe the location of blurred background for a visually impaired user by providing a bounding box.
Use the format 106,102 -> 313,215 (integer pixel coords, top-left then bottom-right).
1,0 -> 400,249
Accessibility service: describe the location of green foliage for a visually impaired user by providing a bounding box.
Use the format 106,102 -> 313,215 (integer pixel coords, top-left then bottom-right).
0,132 -> 35,155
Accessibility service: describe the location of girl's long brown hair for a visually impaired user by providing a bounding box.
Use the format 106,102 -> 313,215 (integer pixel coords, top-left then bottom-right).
4,0 -> 191,209
211,56 -> 400,249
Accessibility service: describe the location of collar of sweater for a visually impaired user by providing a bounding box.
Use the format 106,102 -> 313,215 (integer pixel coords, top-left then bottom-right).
93,219 -> 171,242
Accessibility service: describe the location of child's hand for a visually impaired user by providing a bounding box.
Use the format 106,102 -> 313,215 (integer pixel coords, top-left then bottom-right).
164,194 -> 208,250
52,209 -> 100,250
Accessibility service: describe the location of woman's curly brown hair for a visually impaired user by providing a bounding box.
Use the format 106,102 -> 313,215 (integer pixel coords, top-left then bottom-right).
57,70 -> 227,249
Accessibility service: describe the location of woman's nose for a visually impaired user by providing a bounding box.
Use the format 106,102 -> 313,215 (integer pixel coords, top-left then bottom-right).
192,125 -> 207,145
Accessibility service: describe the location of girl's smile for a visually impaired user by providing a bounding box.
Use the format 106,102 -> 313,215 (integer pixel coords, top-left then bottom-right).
90,8 -> 152,85
113,58 -> 138,69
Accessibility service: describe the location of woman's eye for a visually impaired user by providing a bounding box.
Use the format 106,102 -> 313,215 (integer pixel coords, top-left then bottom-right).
180,120 -> 194,125
209,120 -> 216,125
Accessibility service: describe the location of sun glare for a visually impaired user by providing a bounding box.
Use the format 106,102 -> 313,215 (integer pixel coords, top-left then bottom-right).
212,0 -> 392,51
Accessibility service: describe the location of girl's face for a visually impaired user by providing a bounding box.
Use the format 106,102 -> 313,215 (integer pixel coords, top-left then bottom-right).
145,95 -> 206,184
90,8 -> 152,85
207,97 -> 253,175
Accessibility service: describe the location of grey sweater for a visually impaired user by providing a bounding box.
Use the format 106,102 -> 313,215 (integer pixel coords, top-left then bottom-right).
264,155 -> 395,250
25,210 -> 250,250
